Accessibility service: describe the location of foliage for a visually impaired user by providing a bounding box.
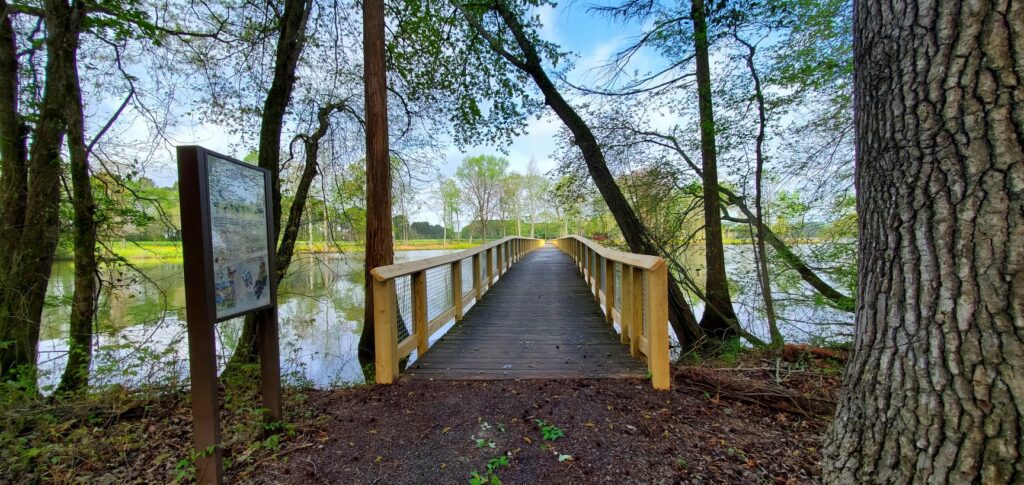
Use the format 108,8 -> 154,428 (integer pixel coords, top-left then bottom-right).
534,419 -> 565,442
456,155 -> 510,240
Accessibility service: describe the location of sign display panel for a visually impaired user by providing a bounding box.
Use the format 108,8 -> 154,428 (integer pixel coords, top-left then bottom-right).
177,145 -> 282,485
206,155 -> 273,320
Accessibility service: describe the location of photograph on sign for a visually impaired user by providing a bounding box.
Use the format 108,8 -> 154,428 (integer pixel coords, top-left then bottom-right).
207,155 -> 271,319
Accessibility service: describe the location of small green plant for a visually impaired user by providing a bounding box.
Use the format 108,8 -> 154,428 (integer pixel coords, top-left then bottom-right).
469,454 -> 509,484
475,437 -> 496,449
174,445 -> 215,482
718,338 -> 745,365
534,419 -> 565,442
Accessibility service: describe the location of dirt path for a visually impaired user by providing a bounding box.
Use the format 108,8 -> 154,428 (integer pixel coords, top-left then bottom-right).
255,369 -> 832,484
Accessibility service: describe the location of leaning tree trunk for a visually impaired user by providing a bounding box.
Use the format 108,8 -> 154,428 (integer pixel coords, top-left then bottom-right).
690,0 -> 737,338
466,1 -> 705,346
823,0 -> 1024,482
357,0 -> 394,371
226,0 -> 311,372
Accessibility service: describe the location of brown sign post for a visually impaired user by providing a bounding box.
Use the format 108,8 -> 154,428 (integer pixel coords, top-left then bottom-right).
177,145 -> 282,484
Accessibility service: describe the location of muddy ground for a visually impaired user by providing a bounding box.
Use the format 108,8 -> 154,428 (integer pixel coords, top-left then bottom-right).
1,349 -> 842,484
255,352 -> 841,484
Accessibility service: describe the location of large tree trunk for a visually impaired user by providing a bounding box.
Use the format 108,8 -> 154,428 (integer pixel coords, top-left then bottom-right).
357,0 -> 393,371
0,0 -> 26,275
464,1 -> 705,347
823,0 -> 1024,481
0,0 -> 80,389
57,34 -> 96,394
227,0 -> 311,371
690,0 -> 737,337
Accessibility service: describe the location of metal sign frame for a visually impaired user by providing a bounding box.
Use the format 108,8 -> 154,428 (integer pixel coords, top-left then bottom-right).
177,145 -> 282,484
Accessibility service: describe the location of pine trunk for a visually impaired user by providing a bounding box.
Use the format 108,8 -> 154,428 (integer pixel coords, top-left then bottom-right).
823,0 -> 1024,481
357,0 -> 393,368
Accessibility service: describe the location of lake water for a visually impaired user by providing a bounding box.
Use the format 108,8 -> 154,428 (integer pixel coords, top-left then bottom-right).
37,245 -> 851,391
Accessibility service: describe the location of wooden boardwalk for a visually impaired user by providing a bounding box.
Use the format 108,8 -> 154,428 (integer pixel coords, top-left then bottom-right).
405,245 -> 647,380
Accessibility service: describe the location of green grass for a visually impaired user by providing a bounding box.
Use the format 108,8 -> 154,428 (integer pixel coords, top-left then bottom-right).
73,239 -> 498,263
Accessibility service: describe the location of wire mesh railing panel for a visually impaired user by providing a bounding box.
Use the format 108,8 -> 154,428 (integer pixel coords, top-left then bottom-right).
425,265 -> 453,322
394,275 -> 412,340
598,255 -> 606,292
460,257 -> 474,298
490,248 -> 497,275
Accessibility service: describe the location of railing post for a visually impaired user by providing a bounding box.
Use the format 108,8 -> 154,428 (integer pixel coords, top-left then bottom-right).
629,266 -> 643,357
584,246 -> 590,281
372,278 -> 399,384
580,243 -> 586,274
412,270 -> 428,355
453,260 -> 464,321
592,254 -> 600,301
620,265 -> 633,348
473,253 -> 482,300
646,262 -> 669,390
604,258 -> 615,325
486,247 -> 494,289
491,242 -> 499,276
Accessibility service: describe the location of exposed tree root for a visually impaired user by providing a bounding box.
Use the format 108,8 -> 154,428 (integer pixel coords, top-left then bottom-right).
675,367 -> 836,417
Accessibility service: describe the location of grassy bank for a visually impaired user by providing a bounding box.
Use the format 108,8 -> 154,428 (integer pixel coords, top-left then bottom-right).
61,239 -> 498,263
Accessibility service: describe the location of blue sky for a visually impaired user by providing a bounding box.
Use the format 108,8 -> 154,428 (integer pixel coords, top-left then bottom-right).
140,1 -> 657,222
438,2 -> 651,179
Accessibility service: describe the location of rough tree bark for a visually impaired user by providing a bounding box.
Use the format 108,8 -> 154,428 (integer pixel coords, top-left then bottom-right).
458,0 -> 705,346
227,0 -> 312,371
357,0 -> 393,370
0,0 -> 81,388
823,0 -> 1023,482
56,32 -> 97,394
0,0 -> 27,274
690,0 -> 737,337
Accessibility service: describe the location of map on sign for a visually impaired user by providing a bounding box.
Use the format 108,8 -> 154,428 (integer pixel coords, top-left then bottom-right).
207,155 -> 271,319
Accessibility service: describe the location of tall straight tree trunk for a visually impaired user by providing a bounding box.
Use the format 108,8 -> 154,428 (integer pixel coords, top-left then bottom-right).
0,0 -> 80,389
460,1 -> 705,346
824,0 -> 1023,481
690,0 -> 736,337
57,37 -> 97,394
227,0 -> 311,372
357,0 -> 393,370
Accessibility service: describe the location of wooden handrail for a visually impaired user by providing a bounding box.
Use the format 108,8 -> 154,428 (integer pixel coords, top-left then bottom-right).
371,236 -> 537,281
558,235 -> 663,270
554,236 -> 670,390
371,236 -> 545,384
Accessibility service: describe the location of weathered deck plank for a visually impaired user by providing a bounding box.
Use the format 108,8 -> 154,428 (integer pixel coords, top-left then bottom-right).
405,245 -> 646,381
